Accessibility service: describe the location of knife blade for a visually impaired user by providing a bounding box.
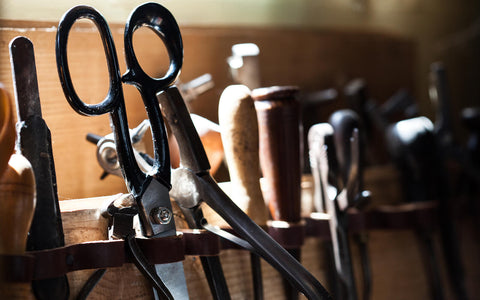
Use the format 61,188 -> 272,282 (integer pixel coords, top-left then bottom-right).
9,36 -> 70,300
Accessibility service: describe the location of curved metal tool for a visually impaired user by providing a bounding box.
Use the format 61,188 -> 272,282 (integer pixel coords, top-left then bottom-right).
329,110 -> 371,300
386,117 -> 445,300
159,86 -> 332,300
88,122 -> 231,300
309,122 -> 357,300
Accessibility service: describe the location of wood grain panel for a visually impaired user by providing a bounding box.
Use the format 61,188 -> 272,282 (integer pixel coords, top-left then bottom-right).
0,20 -> 415,200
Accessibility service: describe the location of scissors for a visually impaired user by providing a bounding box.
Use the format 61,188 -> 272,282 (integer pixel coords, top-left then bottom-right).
56,3 -> 187,299
56,3 -> 332,300
80,29 -> 334,300
87,119 -> 232,300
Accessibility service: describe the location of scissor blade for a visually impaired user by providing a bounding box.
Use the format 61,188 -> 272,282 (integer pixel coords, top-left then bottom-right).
154,262 -> 189,300
140,180 -> 189,299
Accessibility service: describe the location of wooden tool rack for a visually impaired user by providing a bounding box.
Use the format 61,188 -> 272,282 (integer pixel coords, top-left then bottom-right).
0,19 -> 478,299
1,193 -> 439,299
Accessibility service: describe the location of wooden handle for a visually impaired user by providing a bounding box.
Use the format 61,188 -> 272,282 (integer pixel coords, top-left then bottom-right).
228,43 -> 261,90
0,86 -> 16,178
218,85 -> 268,225
252,86 -> 302,223
0,154 -> 35,254
0,153 -> 36,298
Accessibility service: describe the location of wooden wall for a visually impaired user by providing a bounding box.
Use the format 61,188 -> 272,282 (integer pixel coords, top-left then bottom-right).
0,20 -> 415,200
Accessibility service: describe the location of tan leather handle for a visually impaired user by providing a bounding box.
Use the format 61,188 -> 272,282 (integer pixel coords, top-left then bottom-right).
218,85 -> 268,226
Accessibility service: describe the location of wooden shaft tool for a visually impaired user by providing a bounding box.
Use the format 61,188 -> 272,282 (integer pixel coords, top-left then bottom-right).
0,88 -> 36,298
219,85 -> 268,300
252,86 -> 301,300
252,86 -> 302,223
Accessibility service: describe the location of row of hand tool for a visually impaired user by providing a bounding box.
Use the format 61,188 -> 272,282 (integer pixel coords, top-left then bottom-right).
225,37 -> 476,299
1,2 -> 332,300
342,63 -> 479,300
1,2 -> 476,300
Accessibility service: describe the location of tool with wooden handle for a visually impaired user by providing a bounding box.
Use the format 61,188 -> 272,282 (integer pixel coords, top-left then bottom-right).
10,36 -> 70,300
219,84 -> 269,300
227,43 -> 261,90
0,87 -> 36,298
219,85 -> 268,224
160,86 -> 331,300
0,85 -> 15,178
253,86 -> 302,223
252,86 -> 302,300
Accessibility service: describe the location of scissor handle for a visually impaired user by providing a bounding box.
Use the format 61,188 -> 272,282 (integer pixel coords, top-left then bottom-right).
121,2 -> 182,184
122,2 -> 183,92
56,5 -> 122,116
56,6 -> 148,195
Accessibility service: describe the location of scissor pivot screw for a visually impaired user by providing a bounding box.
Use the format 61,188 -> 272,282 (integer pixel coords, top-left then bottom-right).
151,207 -> 172,224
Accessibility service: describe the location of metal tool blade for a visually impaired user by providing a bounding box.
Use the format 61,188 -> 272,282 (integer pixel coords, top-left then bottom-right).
139,179 -> 190,300
10,36 -> 69,300
154,262 -> 189,299
10,37 -> 42,120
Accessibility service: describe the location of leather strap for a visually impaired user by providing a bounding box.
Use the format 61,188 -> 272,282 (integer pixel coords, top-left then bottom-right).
305,201 -> 438,240
33,240 -> 124,280
182,229 -> 221,256
0,254 -> 34,282
267,220 -> 306,249
0,202 -> 437,282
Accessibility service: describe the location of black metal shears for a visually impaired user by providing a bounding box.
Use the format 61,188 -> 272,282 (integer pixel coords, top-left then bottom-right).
56,3 -> 187,299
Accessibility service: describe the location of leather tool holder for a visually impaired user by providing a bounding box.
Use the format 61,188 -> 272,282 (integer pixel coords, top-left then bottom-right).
1,201 -> 437,283
268,221 -> 306,250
